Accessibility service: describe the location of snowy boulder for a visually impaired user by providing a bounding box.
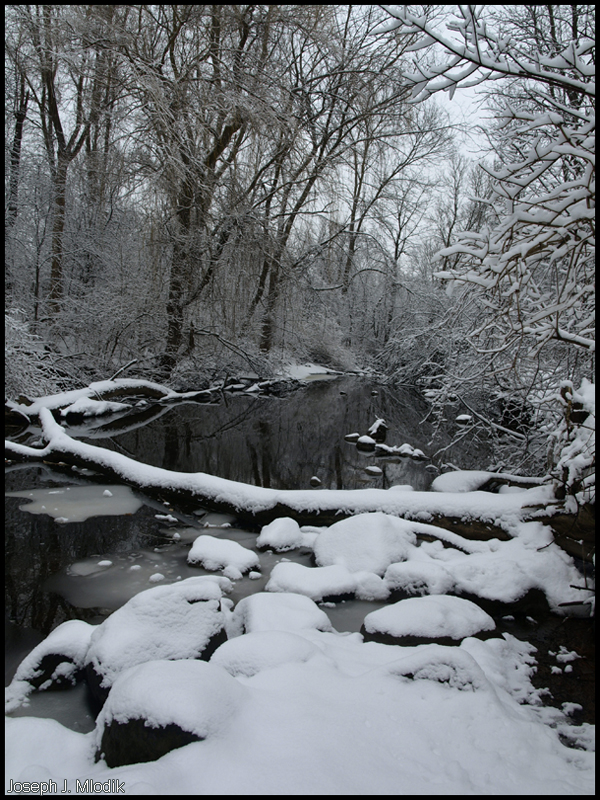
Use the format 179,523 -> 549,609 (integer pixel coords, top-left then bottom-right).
266,562 -> 357,602
382,645 -> 490,692
362,595 -> 496,646
230,592 -> 333,636
353,571 -> 390,601
313,513 -> 417,576
6,620 -> 95,712
210,630 -> 321,678
384,561 -> 456,598
95,660 -> 246,768
187,534 -> 260,578
85,577 -> 229,706
368,418 -> 388,442
356,435 -> 376,451
365,465 -> 383,476
256,517 -> 304,551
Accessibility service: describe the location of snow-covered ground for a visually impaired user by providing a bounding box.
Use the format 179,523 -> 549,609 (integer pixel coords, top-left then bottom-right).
5,503 -> 595,794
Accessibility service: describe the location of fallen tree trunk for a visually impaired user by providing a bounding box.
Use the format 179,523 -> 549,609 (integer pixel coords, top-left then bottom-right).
5,407 -> 561,542
10,379 -> 211,418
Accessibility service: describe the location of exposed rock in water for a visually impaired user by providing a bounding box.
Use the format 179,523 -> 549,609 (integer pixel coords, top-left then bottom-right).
356,435 -> 376,452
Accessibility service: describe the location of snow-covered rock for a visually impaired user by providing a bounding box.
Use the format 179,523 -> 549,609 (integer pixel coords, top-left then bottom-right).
85,577 -> 229,704
313,513 -> 417,576
210,631 -> 321,678
365,465 -> 383,476
95,660 -> 246,767
256,517 -> 304,551
384,561 -> 456,597
368,418 -> 388,442
230,592 -> 333,636
6,620 -> 95,712
382,644 -> 490,692
363,595 -> 496,643
356,435 -> 376,451
266,562 -> 357,602
187,534 -> 260,575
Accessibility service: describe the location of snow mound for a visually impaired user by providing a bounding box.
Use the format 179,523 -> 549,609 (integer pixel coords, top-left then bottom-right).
230,592 -> 333,636
266,562 -> 356,601
383,645 -> 490,692
256,517 -> 304,551
363,595 -> 496,641
188,534 -> 260,575
86,577 -> 228,693
353,571 -> 390,601
384,561 -> 456,596
210,631 -> 321,677
13,620 -> 94,683
6,620 -> 95,712
313,512 -> 417,575
96,659 -> 246,740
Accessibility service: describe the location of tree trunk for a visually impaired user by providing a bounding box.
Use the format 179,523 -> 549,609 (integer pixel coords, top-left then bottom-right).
259,265 -> 280,353
48,156 -> 69,313
6,75 -> 29,235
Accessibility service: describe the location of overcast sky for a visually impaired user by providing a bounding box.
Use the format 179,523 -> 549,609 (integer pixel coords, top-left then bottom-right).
436,85 -> 490,158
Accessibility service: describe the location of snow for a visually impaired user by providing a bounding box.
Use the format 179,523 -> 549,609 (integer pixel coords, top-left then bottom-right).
283,363 -> 340,380
85,577 -> 228,693
363,595 -> 496,640
384,560 -> 456,596
229,592 -> 334,636
10,379 -> 179,416
256,517 -> 303,551
313,513 -> 417,575
356,434 -> 376,448
210,630 -> 322,678
95,660 -> 246,741
5,624 -> 594,794
431,470 -> 544,493
379,644 -> 491,691
266,562 -> 357,601
187,534 -> 260,574
5,620 -> 95,712
368,418 -> 387,436
60,397 -> 130,417
7,409 -> 561,528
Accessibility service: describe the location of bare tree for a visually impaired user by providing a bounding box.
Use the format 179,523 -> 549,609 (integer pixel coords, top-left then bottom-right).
8,6 -> 114,313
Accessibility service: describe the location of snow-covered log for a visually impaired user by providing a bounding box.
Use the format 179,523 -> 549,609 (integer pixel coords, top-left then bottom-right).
10,379 -> 212,418
6,407 -> 558,534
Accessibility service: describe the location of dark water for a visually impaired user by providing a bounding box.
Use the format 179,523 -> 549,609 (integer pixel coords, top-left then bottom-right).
4,377 -> 593,732
76,376 -> 496,490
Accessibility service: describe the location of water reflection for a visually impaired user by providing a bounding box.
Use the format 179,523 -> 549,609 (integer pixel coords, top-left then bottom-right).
82,378 -> 460,492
